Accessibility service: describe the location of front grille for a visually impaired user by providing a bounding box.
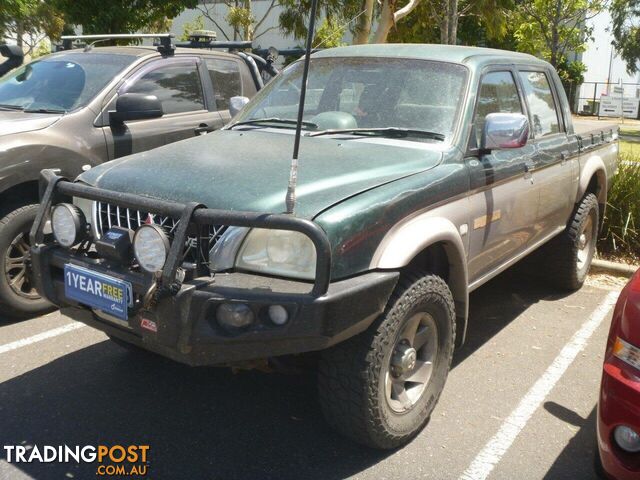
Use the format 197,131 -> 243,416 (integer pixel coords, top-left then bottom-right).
95,201 -> 227,265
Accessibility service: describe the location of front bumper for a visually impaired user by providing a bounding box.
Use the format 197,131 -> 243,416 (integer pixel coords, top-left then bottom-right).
32,245 -> 398,367
597,357 -> 640,480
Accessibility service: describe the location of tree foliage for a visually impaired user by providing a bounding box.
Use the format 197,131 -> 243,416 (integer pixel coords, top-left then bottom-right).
51,0 -> 197,36
1,0 -> 65,54
389,0 -> 513,45
278,0 -> 422,44
611,0 -> 640,74
196,0 -> 281,41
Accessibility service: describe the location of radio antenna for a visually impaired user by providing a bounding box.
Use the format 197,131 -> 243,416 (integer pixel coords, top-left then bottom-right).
285,0 -> 319,214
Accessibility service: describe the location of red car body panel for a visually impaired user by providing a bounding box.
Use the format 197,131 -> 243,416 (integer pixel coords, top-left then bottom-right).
598,269 -> 640,479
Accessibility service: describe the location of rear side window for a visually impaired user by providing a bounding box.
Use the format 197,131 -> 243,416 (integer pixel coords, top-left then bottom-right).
127,62 -> 204,114
205,58 -> 242,110
474,71 -> 522,145
518,71 -> 561,137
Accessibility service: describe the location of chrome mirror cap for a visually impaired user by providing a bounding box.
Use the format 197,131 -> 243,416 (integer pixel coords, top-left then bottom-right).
229,96 -> 250,118
481,113 -> 529,151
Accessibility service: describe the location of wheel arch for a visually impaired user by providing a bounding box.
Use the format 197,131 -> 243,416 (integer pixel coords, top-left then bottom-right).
578,156 -> 607,231
370,217 -> 469,347
0,181 -> 39,216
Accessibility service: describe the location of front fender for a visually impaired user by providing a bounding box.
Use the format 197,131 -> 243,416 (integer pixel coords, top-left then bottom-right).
370,215 -> 469,344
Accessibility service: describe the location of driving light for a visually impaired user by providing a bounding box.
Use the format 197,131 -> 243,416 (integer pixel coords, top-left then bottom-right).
614,426 -> 640,452
268,305 -> 289,325
613,337 -> 640,372
51,203 -> 86,247
217,303 -> 254,329
133,224 -> 169,273
236,228 -> 316,280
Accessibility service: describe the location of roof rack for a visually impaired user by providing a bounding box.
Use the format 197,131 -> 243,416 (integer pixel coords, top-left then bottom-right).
59,33 -> 175,56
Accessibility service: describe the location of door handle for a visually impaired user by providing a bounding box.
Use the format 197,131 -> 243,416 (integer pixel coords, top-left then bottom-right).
194,124 -> 215,135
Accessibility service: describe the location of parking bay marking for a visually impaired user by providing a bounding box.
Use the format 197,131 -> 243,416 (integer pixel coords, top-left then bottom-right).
459,290 -> 619,480
0,322 -> 86,355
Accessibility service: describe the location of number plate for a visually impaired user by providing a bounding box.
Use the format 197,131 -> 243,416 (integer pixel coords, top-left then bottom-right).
64,264 -> 132,320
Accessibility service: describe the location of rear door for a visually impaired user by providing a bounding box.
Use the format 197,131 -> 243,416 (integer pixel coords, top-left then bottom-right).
517,69 -> 578,245
466,68 -> 539,282
202,56 -> 245,124
102,56 -> 223,159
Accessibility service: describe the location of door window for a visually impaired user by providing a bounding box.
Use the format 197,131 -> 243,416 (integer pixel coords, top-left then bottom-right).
126,62 -> 204,114
205,58 -> 241,110
518,71 -> 561,137
474,71 -> 523,145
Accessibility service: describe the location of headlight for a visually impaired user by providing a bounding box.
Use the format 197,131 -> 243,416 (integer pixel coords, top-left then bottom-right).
133,224 -> 170,273
235,228 -> 316,280
51,203 -> 86,247
613,336 -> 640,371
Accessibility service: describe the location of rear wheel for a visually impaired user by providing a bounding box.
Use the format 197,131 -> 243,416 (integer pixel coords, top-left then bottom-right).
543,193 -> 599,290
0,204 -> 52,318
318,271 -> 455,449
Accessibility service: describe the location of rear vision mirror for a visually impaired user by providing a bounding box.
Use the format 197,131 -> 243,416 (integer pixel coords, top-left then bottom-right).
110,93 -> 163,124
481,113 -> 529,151
229,96 -> 250,118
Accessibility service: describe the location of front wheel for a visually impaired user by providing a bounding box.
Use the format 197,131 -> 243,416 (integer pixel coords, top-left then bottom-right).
318,271 -> 455,449
0,204 -> 52,318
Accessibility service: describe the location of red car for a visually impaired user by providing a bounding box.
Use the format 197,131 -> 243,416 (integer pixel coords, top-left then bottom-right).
598,269 -> 640,479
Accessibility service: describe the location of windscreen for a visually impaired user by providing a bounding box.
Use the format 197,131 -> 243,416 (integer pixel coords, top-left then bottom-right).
0,52 -> 136,112
235,57 -> 468,141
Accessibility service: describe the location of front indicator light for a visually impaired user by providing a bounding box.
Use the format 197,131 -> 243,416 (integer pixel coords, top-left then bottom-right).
614,426 -> 640,453
268,305 -> 289,325
133,224 -> 169,273
613,337 -> 640,372
51,203 -> 86,247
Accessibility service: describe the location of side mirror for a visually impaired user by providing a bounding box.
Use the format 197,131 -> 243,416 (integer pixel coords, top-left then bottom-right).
229,96 -> 250,118
110,93 -> 163,124
481,113 -> 529,151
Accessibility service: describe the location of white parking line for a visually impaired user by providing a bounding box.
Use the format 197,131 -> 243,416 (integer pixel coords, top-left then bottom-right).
459,290 -> 619,480
0,322 -> 85,355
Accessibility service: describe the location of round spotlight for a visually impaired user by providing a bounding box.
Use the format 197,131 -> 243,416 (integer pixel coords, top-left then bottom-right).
133,224 -> 170,273
51,203 -> 86,247
614,425 -> 640,452
268,305 -> 289,325
217,303 -> 255,329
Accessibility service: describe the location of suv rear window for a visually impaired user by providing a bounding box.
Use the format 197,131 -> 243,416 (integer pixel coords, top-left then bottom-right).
205,58 -> 241,110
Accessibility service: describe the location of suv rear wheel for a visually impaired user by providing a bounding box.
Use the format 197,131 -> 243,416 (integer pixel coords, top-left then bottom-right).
0,204 -> 52,318
318,271 -> 455,449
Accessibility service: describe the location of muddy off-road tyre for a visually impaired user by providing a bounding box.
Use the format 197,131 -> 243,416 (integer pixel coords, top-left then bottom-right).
0,204 -> 52,318
318,271 -> 455,449
541,193 -> 599,291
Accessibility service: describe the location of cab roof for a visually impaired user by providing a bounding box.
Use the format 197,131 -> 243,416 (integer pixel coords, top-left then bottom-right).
313,44 -> 548,68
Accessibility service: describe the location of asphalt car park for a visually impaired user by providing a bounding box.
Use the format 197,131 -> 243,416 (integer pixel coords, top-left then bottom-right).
0,267 -> 622,480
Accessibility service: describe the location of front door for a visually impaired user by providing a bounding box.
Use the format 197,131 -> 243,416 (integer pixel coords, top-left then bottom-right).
103,57 -> 224,159
466,70 -> 538,283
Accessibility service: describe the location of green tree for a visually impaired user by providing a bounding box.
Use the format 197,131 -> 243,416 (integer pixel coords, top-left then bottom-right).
179,14 -> 205,41
279,0 -> 423,44
196,0 -> 282,41
611,0 -> 640,73
388,0 -> 513,45
1,0 -> 65,55
513,0 -> 601,68
51,0 -> 197,36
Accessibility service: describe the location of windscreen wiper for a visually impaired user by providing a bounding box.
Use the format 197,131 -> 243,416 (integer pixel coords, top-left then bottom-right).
24,108 -> 66,114
228,117 -> 318,130
308,127 -> 445,141
0,104 -> 24,111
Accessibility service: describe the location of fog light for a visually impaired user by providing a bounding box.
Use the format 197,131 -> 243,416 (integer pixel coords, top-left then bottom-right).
216,303 -> 254,329
614,426 -> 640,452
268,305 -> 289,325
